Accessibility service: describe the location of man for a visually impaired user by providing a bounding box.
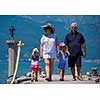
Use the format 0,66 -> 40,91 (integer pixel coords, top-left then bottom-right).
64,22 -> 86,81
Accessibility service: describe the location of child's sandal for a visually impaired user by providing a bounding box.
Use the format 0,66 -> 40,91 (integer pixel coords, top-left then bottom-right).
31,79 -> 34,82
59,79 -> 64,81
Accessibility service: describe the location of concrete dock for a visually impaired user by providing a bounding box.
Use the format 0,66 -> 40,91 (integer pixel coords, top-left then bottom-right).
16,74 -> 100,84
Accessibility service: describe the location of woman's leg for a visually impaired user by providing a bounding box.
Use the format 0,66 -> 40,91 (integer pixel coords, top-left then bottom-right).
49,58 -> 54,80
44,58 -> 50,79
60,68 -> 64,80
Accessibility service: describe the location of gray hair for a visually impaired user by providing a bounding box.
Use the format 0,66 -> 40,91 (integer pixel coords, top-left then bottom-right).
70,22 -> 77,28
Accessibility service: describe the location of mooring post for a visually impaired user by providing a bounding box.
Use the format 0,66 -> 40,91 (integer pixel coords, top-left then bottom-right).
6,40 -> 18,83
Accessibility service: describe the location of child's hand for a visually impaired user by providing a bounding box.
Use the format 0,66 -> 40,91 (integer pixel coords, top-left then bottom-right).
66,51 -> 70,56
39,57 -> 43,61
57,53 -> 60,58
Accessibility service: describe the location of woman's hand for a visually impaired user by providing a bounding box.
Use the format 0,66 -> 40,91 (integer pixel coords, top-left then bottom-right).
40,44 -> 43,60
39,54 -> 43,60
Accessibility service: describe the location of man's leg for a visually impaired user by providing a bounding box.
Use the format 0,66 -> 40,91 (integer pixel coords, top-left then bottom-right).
76,56 -> 83,80
76,66 -> 83,80
71,67 -> 76,80
68,56 -> 76,80
77,66 -> 81,76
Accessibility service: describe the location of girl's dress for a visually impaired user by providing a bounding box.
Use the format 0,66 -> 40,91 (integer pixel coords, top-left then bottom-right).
30,55 -> 41,72
40,33 -> 57,59
58,51 -> 67,69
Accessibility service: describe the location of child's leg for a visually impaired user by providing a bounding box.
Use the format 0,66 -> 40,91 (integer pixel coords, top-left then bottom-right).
35,71 -> 38,81
60,68 -> 65,80
31,71 -> 34,81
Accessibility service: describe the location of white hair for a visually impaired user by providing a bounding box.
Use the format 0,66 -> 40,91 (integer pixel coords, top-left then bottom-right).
70,22 -> 77,28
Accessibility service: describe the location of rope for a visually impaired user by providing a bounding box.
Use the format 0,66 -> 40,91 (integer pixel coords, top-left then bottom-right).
10,41 -> 24,84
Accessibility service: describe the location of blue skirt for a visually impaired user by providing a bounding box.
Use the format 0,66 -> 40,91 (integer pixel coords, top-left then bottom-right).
58,62 -> 66,69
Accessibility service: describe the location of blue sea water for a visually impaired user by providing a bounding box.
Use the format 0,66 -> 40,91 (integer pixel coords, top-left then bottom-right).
0,60 -> 100,84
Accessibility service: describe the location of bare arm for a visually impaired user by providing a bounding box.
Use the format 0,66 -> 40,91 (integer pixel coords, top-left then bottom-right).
55,37 -> 59,53
56,36 -> 61,58
82,43 -> 86,57
40,44 -> 43,59
66,45 -> 70,56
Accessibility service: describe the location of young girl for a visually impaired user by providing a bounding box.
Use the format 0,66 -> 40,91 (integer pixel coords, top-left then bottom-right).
30,48 -> 41,82
58,42 -> 67,81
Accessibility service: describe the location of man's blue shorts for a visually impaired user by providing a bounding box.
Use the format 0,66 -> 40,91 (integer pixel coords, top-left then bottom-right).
68,55 -> 81,67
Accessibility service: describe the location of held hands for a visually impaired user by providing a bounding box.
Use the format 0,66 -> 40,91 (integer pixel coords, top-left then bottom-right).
39,54 -> 43,61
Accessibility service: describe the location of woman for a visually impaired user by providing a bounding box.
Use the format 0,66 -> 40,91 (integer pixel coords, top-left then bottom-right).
40,23 -> 58,81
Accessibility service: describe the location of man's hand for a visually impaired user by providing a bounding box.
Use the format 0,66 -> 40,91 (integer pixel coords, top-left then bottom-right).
82,43 -> 86,57
83,51 -> 86,57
